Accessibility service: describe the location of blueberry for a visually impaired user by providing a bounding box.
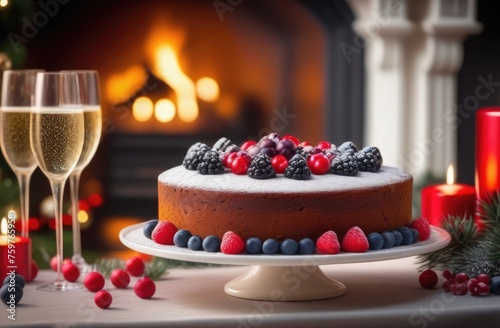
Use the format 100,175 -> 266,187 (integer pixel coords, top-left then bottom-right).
391,230 -> 403,247
202,235 -> 221,253
367,232 -> 384,250
246,237 -> 263,254
174,229 -> 192,248
298,238 -> 315,254
262,239 -> 279,255
187,235 -> 202,250
381,231 -> 395,249
143,220 -> 158,239
410,228 -> 420,244
490,276 -> 500,295
280,239 -> 298,255
0,283 -> 23,305
398,227 -> 413,245
2,273 -> 25,288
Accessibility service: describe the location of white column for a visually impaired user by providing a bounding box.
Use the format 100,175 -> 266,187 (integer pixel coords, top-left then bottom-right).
348,0 -> 481,179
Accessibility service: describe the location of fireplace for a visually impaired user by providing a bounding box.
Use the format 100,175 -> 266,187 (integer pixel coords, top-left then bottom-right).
18,0 -> 363,250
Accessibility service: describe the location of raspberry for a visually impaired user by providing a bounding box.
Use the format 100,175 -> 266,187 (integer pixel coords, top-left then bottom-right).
134,276 -> 156,299
62,262 -> 80,282
337,141 -> 358,153
341,226 -> 369,252
247,154 -> 276,179
284,154 -> 311,180
450,283 -> 468,295
442,269 -> 455,282
316,230 -> 340,255
356,146 -> 383,172
454,272 -> 469,284
183,143 -> 210,170
220,231 -> 245,254
419,269 -> 438,289
197,150 -> 225,175
110,269 -> 130,288
84,271 -> 105,292
151,221 -> 178,245
477,273 -> 490,285
410,217 -> 431,241
307,153 -> 330,175
330,154 -> 359,176
94,290 -> 112,309
125,257 -> 145,277
442,280 -> 452,292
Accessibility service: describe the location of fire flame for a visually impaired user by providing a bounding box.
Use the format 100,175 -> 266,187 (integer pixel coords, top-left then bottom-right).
1,217 -> 7,235
446,164 -> 455,186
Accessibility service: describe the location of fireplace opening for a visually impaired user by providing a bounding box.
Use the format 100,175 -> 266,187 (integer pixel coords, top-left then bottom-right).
20,0 -> 362,252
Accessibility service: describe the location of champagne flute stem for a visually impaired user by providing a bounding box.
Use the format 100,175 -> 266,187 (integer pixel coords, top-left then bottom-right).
69,171 -> 84,263
16,171 -> 32,239
50,179 -> 66,285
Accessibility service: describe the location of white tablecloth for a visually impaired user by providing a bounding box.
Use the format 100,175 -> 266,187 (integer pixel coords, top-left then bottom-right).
3,256 -> 499,327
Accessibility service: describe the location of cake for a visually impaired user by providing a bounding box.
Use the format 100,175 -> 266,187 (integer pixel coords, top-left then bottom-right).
157,135 -> 413,243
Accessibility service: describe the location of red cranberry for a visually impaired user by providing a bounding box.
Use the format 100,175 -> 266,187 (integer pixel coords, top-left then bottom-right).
271,155 -> 288,174
307,153 -> 330,175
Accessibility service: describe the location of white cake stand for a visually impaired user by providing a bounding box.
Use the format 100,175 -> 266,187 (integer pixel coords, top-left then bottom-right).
119,223 -> 450,301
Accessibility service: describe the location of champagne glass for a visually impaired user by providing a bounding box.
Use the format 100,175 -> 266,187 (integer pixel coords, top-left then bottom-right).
31,72 -> 85,291
0,70 -> 42,239
64,70 -> 102,272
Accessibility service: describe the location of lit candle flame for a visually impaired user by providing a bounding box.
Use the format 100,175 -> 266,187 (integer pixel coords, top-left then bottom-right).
1,218 -> 7,235
446,164 -> 455,186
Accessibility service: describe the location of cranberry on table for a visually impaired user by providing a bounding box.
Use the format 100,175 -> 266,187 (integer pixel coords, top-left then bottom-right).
419,269 -> 438,289
134,276 -> 156,299
125,256 -> 145,277
84,271 -> 105,292
94,290 -> 112,309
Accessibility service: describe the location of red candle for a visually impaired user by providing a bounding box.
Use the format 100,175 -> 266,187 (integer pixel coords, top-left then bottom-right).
476,107 -> 500,200
421,165 -> 476,227
1,215 -> 31,282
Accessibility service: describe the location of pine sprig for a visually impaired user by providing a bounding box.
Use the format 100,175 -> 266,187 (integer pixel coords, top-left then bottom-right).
417,191 -> 500,276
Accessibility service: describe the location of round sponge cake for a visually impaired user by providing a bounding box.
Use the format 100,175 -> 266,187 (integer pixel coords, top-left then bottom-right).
158,165 -> 413,241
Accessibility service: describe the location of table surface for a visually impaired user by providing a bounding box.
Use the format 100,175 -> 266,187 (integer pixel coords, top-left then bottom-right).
3,256 -> 500,328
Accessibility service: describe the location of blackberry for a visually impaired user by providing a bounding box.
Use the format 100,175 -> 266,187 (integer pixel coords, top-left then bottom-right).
213,137 -> 232,152
183,143 -> 210,170
197,150 -> 225,175
284,154 -> 311,180
337,141 -> 358,154
247,154 -> 276,179
356,146 -> 383,172
330,154 -> 359,176
295,145 -> 314,159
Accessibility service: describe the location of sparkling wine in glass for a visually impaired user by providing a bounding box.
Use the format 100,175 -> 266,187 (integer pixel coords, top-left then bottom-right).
65,70 -> 102,271
0,70 -> 42,241
31,72 -> 85,291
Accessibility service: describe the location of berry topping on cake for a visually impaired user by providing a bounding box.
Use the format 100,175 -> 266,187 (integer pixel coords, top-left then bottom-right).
307,153 -> 330,175
284,154 -> 311,180
221,231 -> 245,254
231,156 -> 250,175
197,150 -> 225,175
356,146 -> 383,172
316,230 -> 340,254
247,154 -> 276,179
391,230 -> 403,247
143,219 -> 158,239
241,140 -> 257,151
380,231 -> 395,249
330,154 -> 359,176
280,239 -> 299,255
213,137 -> 232,152
341,226 -> 369,253
183,143 -> 210,170
202,235 -> 221,253
410,217 -> 431,241
397,227 -> 413,245
337,141 -> 358,153
271,155 -> 289,174
152,221 -> 178,245
316,141 -> 332,151
282,134 -> 300,146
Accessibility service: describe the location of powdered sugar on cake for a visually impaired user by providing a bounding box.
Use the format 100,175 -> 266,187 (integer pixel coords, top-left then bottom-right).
158,165 -> 411,194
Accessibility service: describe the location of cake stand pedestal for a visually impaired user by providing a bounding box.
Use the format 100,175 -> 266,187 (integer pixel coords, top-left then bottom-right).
224,265 -> 345,301
120,223 -> 450,301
